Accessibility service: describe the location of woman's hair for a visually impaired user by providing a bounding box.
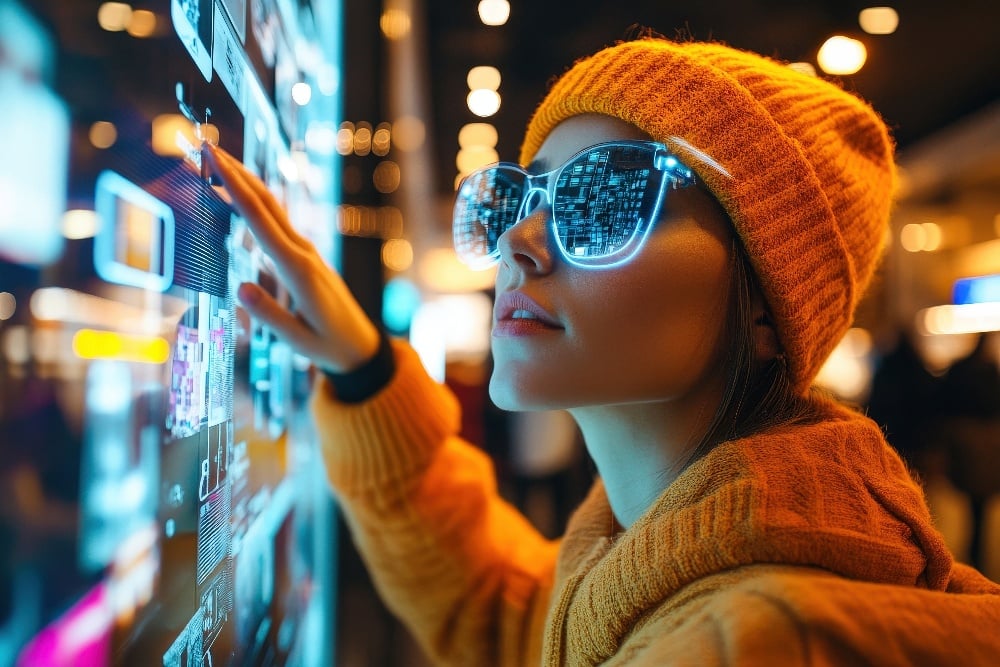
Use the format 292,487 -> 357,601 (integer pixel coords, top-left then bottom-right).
680,237 -> 822,471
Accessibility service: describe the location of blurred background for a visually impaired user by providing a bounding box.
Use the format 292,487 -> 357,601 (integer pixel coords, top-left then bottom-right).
1,0 -> 999,665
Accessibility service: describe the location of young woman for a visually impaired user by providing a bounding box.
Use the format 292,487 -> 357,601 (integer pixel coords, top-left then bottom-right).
205,36 -> 1000,666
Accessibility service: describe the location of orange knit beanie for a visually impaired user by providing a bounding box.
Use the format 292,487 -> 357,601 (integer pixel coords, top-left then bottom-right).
519,38 -> 897,394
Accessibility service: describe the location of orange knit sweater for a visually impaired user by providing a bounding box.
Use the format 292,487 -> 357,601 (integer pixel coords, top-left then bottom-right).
313,341 -> 1000,665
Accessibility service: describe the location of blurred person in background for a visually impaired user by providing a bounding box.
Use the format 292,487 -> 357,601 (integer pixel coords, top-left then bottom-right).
935,332 -> 1000,573
204,34 -> 1000,666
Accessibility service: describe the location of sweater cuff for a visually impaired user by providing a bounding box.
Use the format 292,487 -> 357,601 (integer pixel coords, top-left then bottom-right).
321,329 -> 396,403
311,340 -> 462,496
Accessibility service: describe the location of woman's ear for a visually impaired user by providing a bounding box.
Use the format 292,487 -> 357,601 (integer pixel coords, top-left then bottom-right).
752,296 -> 781,364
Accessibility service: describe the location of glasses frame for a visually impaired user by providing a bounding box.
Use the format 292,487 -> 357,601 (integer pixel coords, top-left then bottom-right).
453,140 -> 700,270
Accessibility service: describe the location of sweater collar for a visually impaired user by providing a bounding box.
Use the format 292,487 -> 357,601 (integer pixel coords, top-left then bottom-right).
550,396 -> 955,664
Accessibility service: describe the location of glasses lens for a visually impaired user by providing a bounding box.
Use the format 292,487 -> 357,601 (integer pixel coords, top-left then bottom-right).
453,166 -> 526,268
552,144 -> 660,262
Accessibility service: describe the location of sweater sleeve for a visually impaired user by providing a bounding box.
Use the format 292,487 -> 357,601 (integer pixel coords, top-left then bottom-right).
311,339 -> 560,667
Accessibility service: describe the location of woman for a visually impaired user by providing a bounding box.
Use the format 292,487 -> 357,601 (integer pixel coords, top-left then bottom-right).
205,37 -> 1000,666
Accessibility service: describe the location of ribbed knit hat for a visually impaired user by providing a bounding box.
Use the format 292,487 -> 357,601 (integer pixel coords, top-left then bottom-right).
519,38 -> 897,394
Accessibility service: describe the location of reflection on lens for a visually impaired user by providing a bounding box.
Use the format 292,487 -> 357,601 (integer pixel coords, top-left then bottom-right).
553,144 -> 654,261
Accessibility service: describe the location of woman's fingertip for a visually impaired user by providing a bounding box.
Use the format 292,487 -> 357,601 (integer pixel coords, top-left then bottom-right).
237,282 -> 260,305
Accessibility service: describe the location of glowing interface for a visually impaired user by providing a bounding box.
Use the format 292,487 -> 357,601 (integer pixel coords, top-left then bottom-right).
1,0 -> 341,665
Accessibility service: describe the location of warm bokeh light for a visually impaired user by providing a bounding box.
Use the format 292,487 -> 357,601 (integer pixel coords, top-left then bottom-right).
817,36 -> 867,75
477,0 -> 510,26
900,222 -> 943,252
373,160 -> 401,193
458,122 -> 498,149
918,303 -> 1000,336
814,328 -> 874,402
62,209 -> 100,240
380,8 -> 412,40
291,82 -> 312,106
381,238 -> 414,272
392,115 -> 426,152
353,122 -> 373,156
89,121 -> 118,149
97,2 -> 132,32
336,122 -> 355,156
456,146 -> 499,175
859,7 -> 899,35
467,66 -> 501,92
151,113 -> 197,157
467,89 -> 501,117
373,123 -> 392,156
787,62 -> 817,77
0,292 -> 15,321
126,9 -> 157,38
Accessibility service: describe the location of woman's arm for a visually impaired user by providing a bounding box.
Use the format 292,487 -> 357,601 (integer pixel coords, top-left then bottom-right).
205,145 -> 559,665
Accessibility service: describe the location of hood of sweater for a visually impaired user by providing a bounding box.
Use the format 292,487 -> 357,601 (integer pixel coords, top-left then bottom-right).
549,393 -> 959,662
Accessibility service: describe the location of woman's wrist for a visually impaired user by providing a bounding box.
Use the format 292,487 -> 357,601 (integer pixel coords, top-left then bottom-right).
322,329 -> 397,403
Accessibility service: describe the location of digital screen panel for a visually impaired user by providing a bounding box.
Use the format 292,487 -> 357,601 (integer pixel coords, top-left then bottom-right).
0,1 -> 342,665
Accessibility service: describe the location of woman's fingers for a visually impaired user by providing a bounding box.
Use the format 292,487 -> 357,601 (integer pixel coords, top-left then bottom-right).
203,145 -> 310,263
208,146 -> 306,241
237,282 -> 323,357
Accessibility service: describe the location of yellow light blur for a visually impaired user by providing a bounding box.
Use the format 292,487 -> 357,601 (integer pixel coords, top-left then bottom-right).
62,209 -> 100,240
197,123 -> 219,146
380,8 -> 412,40
859,7 -> 899,35
373,123 -> 392,156
382,238 -> 414,272
291,82 -> 312,106
918,303 -> 1000,336
477,0 -> 510,26
817,36 -> 867,75
900,223 -> 926,252
900,222 -> 943,252
336,122 -> 355,156
354,122 -> 373,156
98,2 -> 132,32
89,121 -> 118,149
458,122 -> 498,149
373,160 -> 401,194
922,222 -> 942,251
787,62 -> 817,77
419,247 -> 497,293
73,329 -> 171,364
392,115 -> 426,152
814,327 -> 873,401
151,114 -> 197,157
456,146 -> 499,175
467,66 -> 501,91
467,89 -> 501,117
0,292 -> 15,321
126,9 -> 157,37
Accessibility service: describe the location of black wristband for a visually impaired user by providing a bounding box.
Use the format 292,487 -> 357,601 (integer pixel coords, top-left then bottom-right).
322,330 -> 396,404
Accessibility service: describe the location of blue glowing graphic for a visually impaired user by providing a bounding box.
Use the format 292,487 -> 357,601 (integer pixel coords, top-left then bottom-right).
95,169 -> 176,293
953,274 -> 1000,305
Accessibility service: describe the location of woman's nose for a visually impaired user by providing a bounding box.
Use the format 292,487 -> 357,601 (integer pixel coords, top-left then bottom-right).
496,189 -> 556,274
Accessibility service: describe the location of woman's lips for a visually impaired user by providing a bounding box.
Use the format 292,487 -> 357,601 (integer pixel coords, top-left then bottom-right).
493,291 -> 563,337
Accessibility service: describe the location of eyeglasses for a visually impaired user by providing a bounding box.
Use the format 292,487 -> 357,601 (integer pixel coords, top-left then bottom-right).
453,140 -> 699,270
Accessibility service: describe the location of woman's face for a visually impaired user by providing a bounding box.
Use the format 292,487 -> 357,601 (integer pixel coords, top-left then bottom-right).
489,114 -> 736,415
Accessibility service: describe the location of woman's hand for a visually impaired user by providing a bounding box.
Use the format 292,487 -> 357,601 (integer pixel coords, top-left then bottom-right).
203,143 -> 381,374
